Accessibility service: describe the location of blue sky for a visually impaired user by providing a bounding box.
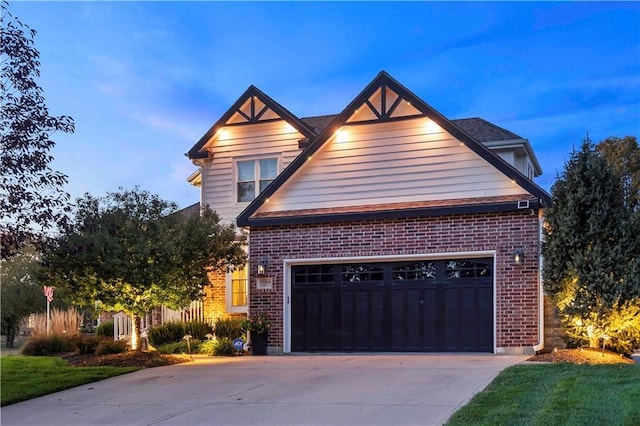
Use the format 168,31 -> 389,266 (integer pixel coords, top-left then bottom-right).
10,1 -> 640,209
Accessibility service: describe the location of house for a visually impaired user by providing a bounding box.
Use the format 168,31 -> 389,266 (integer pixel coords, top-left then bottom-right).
187,71 -> 551,354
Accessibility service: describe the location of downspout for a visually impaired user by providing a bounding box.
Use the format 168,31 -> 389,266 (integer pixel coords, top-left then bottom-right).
532,207 -> 545,352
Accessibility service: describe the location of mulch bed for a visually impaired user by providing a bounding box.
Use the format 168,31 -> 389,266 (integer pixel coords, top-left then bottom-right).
527,348 -> 636,365
61,351 -> 192,368
58,348 -> 635,368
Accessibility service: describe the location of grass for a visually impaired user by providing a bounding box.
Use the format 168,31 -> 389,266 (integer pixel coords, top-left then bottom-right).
1,356 -> 138,406
446,363 -> 640,426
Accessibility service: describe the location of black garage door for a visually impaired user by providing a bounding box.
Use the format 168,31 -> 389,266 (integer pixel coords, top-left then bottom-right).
291,258 -> 493,352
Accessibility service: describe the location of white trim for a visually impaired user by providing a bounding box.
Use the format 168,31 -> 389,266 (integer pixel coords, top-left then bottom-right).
282,250 -> 497,353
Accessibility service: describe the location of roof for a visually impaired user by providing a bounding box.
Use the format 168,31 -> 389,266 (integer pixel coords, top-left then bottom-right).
451,117 -> 522,142
248,195 -> 541,226
174,202 -> 200,218
452,117 -> 542,176
236,71 -> 551,227
301,114 -> 338,133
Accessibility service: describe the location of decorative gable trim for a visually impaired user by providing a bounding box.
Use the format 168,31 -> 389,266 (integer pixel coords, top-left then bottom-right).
345,83 -> 423,124
186,85 -> 317,160
236,71 -> 551,227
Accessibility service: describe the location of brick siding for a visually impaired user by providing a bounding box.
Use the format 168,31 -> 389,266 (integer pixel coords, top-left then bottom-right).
248,209 -> 541,352
202,270 -> 247,323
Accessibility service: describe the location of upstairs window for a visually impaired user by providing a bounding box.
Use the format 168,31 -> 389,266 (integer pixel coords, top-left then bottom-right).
237,158 -> 278,202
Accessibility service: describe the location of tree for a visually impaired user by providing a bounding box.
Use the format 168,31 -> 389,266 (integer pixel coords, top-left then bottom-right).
597,136 -> 640,212
0,245 -> 45,348
1,1 -> 74,258
44,187 -> 247,350
542,137 -> 640,354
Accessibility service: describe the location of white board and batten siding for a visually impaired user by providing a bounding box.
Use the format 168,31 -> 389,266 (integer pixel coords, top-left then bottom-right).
260,117 -> 531,213
201,120 -> 304,224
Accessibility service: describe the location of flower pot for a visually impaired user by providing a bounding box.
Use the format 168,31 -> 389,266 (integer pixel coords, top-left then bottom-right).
251,331 -> 268,355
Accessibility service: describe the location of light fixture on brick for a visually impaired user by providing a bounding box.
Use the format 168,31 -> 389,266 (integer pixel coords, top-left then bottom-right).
513,249 -> 525,265
257,259 -> 268,276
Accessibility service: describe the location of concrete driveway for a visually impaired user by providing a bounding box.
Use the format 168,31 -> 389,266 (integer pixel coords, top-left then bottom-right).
1,353 -> 527,426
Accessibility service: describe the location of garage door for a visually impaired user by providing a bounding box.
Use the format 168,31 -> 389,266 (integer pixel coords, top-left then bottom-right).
291,258 -> 493,352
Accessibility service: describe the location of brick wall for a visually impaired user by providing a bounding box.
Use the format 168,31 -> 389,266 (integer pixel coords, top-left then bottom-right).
202,270 -> 247,323
248,209 -> 542,352
202,270 -> 227,323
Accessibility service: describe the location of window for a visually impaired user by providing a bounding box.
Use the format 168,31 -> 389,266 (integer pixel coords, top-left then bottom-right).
392,262 -> 436,280
227,266 -> 248,312
293,265 -> 334,284
445,260 -> 492,279
236,158 -> 278,202
341,264 -> 384,282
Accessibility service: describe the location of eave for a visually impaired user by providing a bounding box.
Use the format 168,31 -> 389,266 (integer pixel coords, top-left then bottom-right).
238,198 -> 544,227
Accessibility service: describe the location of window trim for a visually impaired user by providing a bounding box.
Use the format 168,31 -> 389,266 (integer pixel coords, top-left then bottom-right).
233,155 -> 281,204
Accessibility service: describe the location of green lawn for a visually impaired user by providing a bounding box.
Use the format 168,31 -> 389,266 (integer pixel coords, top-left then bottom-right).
1,356 -> 138,406
446,363 -> 640,426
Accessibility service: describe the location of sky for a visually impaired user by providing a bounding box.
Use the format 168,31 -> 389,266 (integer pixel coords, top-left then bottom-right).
8,1 -> 640,209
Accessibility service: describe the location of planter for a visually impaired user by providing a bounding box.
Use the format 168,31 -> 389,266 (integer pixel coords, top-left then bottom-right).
251,331 -> 268,355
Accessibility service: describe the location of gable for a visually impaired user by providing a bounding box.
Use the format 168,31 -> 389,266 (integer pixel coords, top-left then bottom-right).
235,71 -> 551,227
187,85 -> 316,159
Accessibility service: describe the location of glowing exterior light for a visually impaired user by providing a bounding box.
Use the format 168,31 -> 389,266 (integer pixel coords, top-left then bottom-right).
217,128 -> 229,140
335,128 -> 348,143
284,123 -> 295,133
425,119 -> 440,133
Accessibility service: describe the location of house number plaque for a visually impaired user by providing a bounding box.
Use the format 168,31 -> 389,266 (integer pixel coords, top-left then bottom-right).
256,277 -> 273,290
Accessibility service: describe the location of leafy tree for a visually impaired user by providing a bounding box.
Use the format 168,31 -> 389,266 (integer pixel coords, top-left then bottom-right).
1,245 -> 45,348
597,136 -> 640,212
44,187 -> 247,350
1,1 -> 74,258
542,138 -> 640,354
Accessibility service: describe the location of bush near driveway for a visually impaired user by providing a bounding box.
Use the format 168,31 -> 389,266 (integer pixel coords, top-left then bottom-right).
148,321 -> 213,347
446,363 -> 640,425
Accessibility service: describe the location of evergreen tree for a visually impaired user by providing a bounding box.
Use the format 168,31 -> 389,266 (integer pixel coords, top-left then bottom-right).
542,138 -> 640,354
597,135 -> 639,212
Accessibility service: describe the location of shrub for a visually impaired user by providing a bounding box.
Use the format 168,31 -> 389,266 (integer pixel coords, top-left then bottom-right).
212,337 -> 236,356
214,317 -> 245,339
21,335 -> 75,356
95,339 -> 128,355
148,322 -> 185,346
156,339 -> 202,354
73,335 -> 100,355
199,339 -> 217,356
184,320 -> 213,341
95,321 -> 114,338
